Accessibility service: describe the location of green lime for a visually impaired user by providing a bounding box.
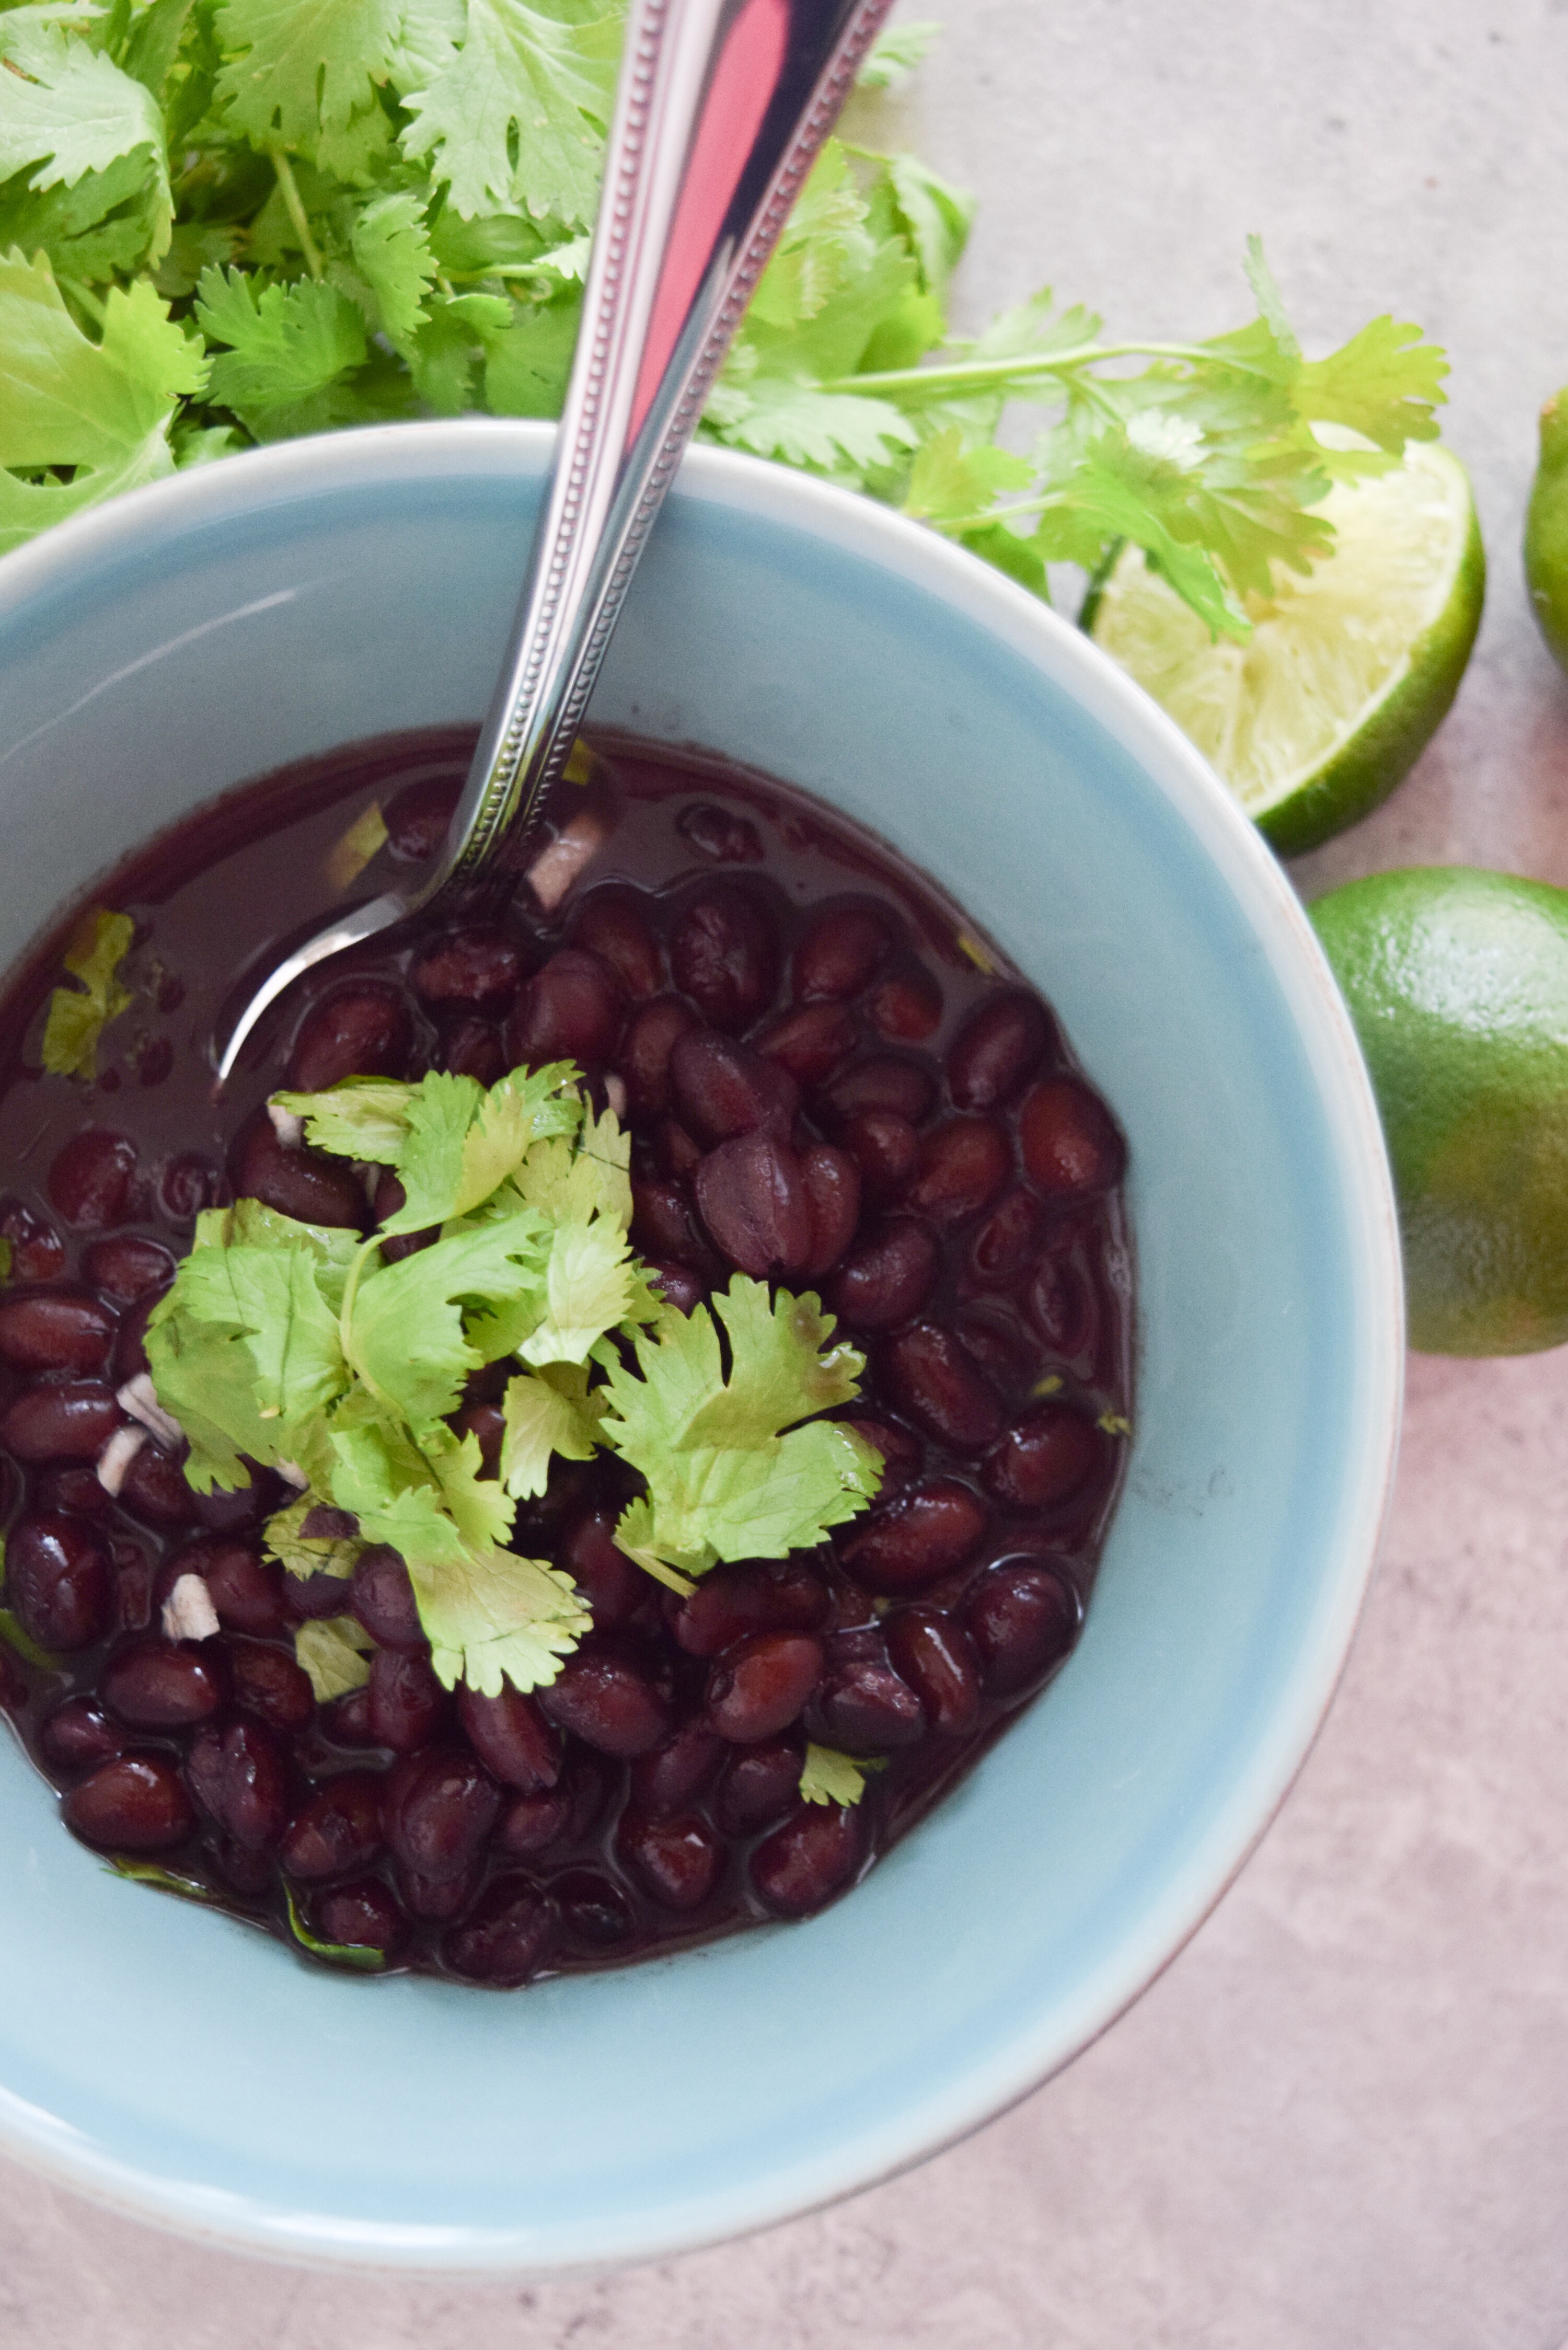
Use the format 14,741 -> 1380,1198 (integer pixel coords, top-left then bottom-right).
1310,865 -> 1568,1356
1083,443 -> 1485,856
1525,387 -> 1568,674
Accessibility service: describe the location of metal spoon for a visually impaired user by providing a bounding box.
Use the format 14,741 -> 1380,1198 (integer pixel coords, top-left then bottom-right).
215,0 -> 892,1083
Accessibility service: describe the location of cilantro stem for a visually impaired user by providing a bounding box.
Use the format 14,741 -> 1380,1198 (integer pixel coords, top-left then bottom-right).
823,340 -> 1276,400
270,149 -> 323,282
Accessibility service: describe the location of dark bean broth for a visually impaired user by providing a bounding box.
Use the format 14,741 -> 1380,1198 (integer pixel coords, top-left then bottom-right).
0,730 -> 1132,1985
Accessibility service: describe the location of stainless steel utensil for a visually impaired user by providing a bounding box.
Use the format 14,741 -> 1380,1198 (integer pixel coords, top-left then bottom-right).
215,0 -> 892,1082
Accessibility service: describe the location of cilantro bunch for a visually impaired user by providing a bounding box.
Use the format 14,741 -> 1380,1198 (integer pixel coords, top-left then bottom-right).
143,1061 -> 881,1700
0,4 -> 1447,633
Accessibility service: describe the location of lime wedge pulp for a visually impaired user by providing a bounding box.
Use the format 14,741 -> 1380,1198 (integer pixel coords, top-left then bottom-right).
1083,443 -> 1485,856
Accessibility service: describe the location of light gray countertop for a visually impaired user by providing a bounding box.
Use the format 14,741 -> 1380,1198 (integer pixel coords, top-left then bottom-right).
7,4 -> 1568,2342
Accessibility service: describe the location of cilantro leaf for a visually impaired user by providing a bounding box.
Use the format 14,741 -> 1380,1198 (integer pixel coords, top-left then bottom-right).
855,19 -> 939,89
293,1613 -> 374,1701
706,376 -> 917,476
263,1491 -> 363,1577
407,1543 -> 590,1694
283,1882 -> 386,1968
597,1276 -> 880,1580
1296,315 -> 1448,459
0,13 -> 172,257
0,146 -> 166,283
41,905 -> 133,1079
195,264 -> 368,438
799,1743 -> 877,1806
348,187 -> 435,345
499,1362 -> 602,1499
341,1215 -> 548,1429
398,0 -> 620,225
214,0 -> 404,151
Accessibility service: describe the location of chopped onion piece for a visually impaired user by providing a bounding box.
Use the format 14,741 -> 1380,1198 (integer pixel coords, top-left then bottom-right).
267,1102 -> 304,1148
96,1423 -> 146,1496
162,1572 -> 220,1644
526,809 -> 607,913
117,1372 -> 183,1451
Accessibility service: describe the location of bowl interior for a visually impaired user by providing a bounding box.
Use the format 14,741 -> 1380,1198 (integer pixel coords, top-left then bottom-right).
0,424 -> 1400,2270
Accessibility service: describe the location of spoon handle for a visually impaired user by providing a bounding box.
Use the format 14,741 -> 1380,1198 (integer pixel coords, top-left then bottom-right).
424,0 -> 893,901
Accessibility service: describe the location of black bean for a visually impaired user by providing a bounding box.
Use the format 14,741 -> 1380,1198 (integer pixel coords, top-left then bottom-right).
40,1696 -> 126,1772
409,926 -> 524,1011
750,1801 -> 863,1917
5,1513 -> 112,1648
227,1111 -> 364,1229
560,1509 -> 646,1631
669,1559 -> 830,1658
946,992 -> 1053,1110
102,1635 -> 226,1728
385,773 -> 460,862
82,1236 -> 174,1305
48,1130 -> 137,1228
879,1323 -> 1006,1452
983,1406 -> 1103,1510
821,1055 -> 937,1128
617,1807 -> 723,1911
289,985 -> 412,1090
970,1189 -> 1043,1285
569,890 -> 664,999
754,1001 -> 857,1087
163,1539 -> 286,1638
504,947 -> 623,1070
117,1441 -> 197,1529
868,967 -> 942,1043
187,1715 -> 290,1848
905,1117 -> 1010,1226
383,1746 -> 501,1879
840,1479 -> 988,1595
229,1640 -> 316,1733
0,1290 -> 114,1375
616,995 -> 702,1121
809,1633 -> 924,1752
799,1144 -> 861,1278
280,1771 -> 385,1881
669,889 -> 778,1031
456,1681 -> 562,1790
629,1722 -> 725,1815
397,1860 -> 480,1921
714,1736 -> 803,1834
65,1753 -> 194,1851
316,1876 -> 406,1955
841,1110 -> 919,1205
695,1130 -> 811,1277
555,1869 -> 631,1947
444,1874 -> 556,1985
368,1647 -> 450,1751
1019,1078 -> 1125,1195
349,1544 -> 425,1651
825,1219 -> 938,1331
670,1031 -> 797,1145
792,904 -> 894,1001
537,1639 -> 671,1757
0,1199 -> 64,1283
159,1152 -> 221,1224
439,1016 -> 505,1086
495,1784 -> 574,1858
883,1607 -> 981,1735
675,802 -> 764,865
706,1631 -> 823,1743
964,1559 -> 1080,1695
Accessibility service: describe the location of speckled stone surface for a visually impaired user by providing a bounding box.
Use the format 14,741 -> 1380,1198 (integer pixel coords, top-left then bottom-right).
6,2 -> 1568,2341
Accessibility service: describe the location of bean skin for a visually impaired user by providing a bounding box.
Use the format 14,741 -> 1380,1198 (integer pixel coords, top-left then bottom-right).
822,1055 -> 937,1129
229,1640 -> 316,1734
289,985 -> 412,1090
0,1290 -> 114,1375
0,1199 -> 64,1283
629,1723 -> 725,1815
676,801 -> 765,864
159,1153 -> 221,1224
750,1801 -> 863,1917
5,1513 -> 111,1648
883,1608 -> 981,1735
706,1632 -> 823,1743
536,1638 -> 671,1756
383,1746 -> 501,1880
368,1647 -> 451,1751
840,1479 -> 988,1595
505,947 -> 623,1070
669,1559 -> 830,1658
1029,1252 -> 1098,1357
569,890 -> 664,999
409,926 -> 523,1011
754,1001 -> 857,1088
905,1118 -> 1010,1226
868,967 -> 942,1043
40,1697 -> 126,1772
48,1130 -> 138,1228
799,1143 -> 861,1278
964,1559 -> 1080,1695
618,1808 -> 724,1911
457,1681 -> 562,1791
809,1632 -> 924,1752
350,1545 -> 425,1651
879,1323 -> 1006,1452
186,1715 -> 290,1849
825,1219 -> 938,1331
669,889 -> 779,1031
102,1635 -> 227,1729
695,1130 -> 812,1278
64,1753 -> 194,1851
444,1875 -> 557,1985
616,995 -> 701,1121
971,1188 -> 1043,1285
792,904 -> 894,1001
670,1031 -> 797,1145
228,1111 -> 365,1229
316,1877 -> 406,1956
280,1771 -> 386,1881
83,1235 -> 174,1305
555,1869 -> 632,1946
946,992 -> 1054,1110
984,1404 -> 1103,1510
1018,1078 -> 1126,1196
34,1464 -> 112,1518
714,1736 -> 803,1834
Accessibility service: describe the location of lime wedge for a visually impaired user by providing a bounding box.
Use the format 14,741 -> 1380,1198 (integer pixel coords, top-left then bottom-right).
1082,443 -> 1485,856
1525,387 -> 1568,675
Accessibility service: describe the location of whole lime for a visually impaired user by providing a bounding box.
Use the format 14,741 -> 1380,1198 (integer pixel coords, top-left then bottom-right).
1310,866 -> 1568,1354
1525,387 -> 1568,675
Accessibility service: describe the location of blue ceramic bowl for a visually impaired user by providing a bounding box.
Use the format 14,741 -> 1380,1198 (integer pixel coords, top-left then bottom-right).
0,423 -> 1401,2271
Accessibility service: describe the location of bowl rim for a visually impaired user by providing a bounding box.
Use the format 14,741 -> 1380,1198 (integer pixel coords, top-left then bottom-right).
0,419 -> 1405,2271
